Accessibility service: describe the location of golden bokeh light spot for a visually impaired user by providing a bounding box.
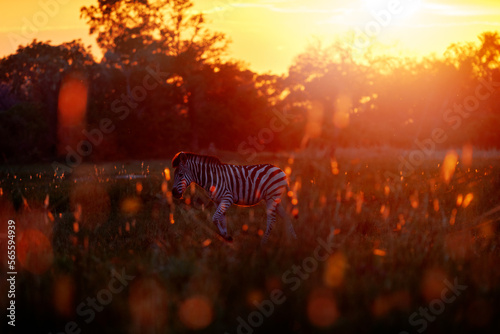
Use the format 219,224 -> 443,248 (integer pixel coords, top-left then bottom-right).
421,268 -> 449,302
372,290 -> 411,318
333,95 -> 352,129
433,198 -> 440,212
307,289 -> 340,328
129,277 -> 169,329
330,158 -> 339,175
456,194 -> 463,207
121,197 -> 142,215
169,213 -> 175,224
323,252 -> 347,288
305,100 -> 324,139
284,166 -> 292,176
441,150 -> 458,184
410,190 -> 419,209
136,182 -> 143,195
57,73 -> 88,154
462,193 -> 474,208
461,143 -> 473,168
449,208 -> 457,226
355,191 -> 364,213
53,274 -> 76,318
242,224 -> 249,231
164,168 -> 171,181
18,229 -> 54,275
202,239 -> 212,247
373,249 -> 386,257
246,289 -> 265,307
178,295 -> 214,330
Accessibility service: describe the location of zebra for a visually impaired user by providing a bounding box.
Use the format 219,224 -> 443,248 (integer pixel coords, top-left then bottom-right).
171,152 -> 297,244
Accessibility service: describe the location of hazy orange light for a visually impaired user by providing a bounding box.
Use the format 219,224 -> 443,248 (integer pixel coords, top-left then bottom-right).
433,198 -> 440,212
18,229 -> 54,275
136,182 -> 143,194
323,252 -> 347,288
441,150 -> 458,184
57,73 -> 88,154
333,95 -> 351,129
421,268 -> 449,302
307,289 -> 339,328
178,295 -> 214,330
461,144 -> 473,168
373,249 -> 386,257
450,208 -> 457,225
53,274 -> 76,318
129,277 -> 169,329
462,193 -> 474,208
121,197 -> 142,215
330,159 -> 339,175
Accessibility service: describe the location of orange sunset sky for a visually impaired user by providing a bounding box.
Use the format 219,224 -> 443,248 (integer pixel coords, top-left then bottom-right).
1,0 -> 500,74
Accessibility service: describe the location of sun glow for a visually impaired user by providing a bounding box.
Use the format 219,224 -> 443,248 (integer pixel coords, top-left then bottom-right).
361,0 -> 423,18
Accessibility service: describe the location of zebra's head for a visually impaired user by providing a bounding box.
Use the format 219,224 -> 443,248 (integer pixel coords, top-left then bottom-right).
171,152 -> 193,199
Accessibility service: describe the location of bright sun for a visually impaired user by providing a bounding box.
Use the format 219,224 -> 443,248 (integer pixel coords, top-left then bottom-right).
361,0 -> 423,19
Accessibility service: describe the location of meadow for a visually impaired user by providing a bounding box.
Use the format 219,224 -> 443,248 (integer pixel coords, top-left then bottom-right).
1,150 -> 499,334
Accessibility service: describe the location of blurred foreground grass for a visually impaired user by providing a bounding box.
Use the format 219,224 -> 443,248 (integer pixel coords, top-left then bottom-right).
0,151 -> 499,334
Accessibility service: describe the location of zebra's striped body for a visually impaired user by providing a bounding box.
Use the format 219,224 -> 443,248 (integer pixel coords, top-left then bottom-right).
171,152 -> 297,244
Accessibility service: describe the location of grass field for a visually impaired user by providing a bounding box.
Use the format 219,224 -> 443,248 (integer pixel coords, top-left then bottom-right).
1,150 -> 499,334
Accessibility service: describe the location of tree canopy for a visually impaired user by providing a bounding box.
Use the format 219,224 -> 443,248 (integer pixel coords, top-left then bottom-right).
0,0 -> 499,164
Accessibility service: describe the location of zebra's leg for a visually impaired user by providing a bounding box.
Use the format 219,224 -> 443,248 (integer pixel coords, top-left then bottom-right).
212,198 -> 233,241
262,198 -> 280,244
277,203 -> 297,239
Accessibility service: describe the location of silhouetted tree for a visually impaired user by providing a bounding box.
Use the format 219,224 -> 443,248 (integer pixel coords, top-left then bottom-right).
0,40 -> 95,161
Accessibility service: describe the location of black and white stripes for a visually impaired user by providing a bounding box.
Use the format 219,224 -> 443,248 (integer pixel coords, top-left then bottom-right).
171,152 -> 297,243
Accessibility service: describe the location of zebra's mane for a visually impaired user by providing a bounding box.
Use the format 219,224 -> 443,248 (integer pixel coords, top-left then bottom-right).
172,152 -> 222,168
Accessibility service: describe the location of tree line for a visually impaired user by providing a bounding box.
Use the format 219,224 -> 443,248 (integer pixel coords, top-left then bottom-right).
1,0 -> 499,163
